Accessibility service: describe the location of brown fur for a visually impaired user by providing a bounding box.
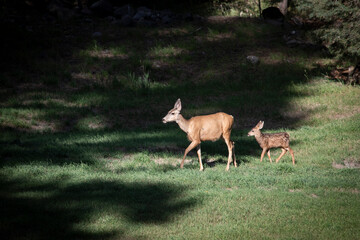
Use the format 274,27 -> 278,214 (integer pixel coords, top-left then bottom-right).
248,121 -> 295,165
162,99 -> 236,171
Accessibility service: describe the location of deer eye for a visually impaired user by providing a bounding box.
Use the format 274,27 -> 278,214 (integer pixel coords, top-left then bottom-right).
171,112 -> 175,115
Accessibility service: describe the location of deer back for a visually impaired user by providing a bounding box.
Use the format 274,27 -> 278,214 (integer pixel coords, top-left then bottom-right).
260,132 -> 290,149
187,112 -> 233,142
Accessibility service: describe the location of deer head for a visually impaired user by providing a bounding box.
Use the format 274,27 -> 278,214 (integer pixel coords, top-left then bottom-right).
248,120 -> 264,136
162,98 -> 182,123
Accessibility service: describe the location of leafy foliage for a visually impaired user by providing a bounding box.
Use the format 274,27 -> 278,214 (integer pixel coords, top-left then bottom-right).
294,0 -> 360,63
208,0 -> 260,16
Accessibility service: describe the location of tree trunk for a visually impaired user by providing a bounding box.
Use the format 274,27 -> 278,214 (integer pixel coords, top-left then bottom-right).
258,0 -> 262,18
279,0 -> 288,15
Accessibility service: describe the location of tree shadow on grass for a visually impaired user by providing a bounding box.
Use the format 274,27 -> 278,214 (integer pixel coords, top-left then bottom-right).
1,15 -> 324,133
0,15 -> 321,239
0,176 -> 198,240
0,125 -> 301,170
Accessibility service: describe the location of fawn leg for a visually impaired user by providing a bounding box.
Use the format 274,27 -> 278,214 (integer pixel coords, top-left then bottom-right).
267,150 -> 272,163
260,148 -> 267,162
196,144 -> 204,171
181,141 -> 200,169
276,148 -> 287,163
288,147 -> 295,165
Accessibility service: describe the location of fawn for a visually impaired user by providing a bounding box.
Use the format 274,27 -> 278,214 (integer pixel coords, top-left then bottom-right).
248,121 -> 295,165
162,99 -> 236,171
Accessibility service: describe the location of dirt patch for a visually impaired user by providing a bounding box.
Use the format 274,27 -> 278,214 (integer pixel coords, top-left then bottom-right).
31,121 -> 57,132
332,158 -> 360,169
332,188 -> 359,194
154,157 -> 191,166
155,157 -> 193,167
225,186 -> 239,191
88,50 -> 129,59
310,193 -> 319,198
289,189 -> 302,193
329,106 -> 360,120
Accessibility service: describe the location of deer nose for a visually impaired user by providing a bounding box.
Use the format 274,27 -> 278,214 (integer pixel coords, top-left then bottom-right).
162,118 -> 167,123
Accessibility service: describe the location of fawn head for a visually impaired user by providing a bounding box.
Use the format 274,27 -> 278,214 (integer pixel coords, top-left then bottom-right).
248,120 -> 264,136
162,98 -> 182,123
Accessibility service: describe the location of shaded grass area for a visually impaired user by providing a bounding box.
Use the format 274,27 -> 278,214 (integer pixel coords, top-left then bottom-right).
1,171 -> 197,239
1,14 -> 360,240
1,17 -> 323,131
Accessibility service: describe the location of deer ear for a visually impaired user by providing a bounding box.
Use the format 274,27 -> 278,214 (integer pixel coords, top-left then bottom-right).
174,98 -> 182,111
259,121 -> 264,129
255,121 -> 261,128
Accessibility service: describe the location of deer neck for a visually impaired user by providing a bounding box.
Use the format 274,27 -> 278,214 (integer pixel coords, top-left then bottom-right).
176,114 -> 190,133
254,131 -> 264,144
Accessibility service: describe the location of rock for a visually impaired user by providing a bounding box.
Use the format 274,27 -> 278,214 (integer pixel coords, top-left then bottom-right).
114,4 -> 135,18
92,32 -> 102,38
90,0 -> 113,17
262,7 -> 284,21
262,7 -> 284,26
246,56 -> 260,65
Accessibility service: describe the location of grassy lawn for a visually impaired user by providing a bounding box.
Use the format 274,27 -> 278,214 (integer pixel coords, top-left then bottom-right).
1,15 -> 360,240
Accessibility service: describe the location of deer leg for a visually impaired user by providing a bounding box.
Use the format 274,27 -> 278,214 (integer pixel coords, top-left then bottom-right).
287,147 -> 295,165
267,149 -> 272,163
260,148 -> 267,162
196,144 -> 204,171
276,148 -> 287,163
224,138 -> 233,171
232,141 -> 237,168
180,141 -> 200,169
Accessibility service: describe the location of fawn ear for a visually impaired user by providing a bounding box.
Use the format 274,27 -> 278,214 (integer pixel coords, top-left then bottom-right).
258,121 -> 264,129
174,98 -> 182,111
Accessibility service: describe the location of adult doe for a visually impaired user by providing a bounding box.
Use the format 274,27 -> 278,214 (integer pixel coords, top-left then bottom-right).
162,99 -> 236,171
248,121 -> 295,165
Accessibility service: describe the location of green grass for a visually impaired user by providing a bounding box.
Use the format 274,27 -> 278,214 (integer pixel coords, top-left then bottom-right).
1,14 -> 360,240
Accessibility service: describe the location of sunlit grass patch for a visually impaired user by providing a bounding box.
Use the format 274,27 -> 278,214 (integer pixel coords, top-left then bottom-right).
76,116 -> 108,130
79,41 -> 130,60
148,44 -> 187,58
205,27 -> 235,41
0,107 -> 54,131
